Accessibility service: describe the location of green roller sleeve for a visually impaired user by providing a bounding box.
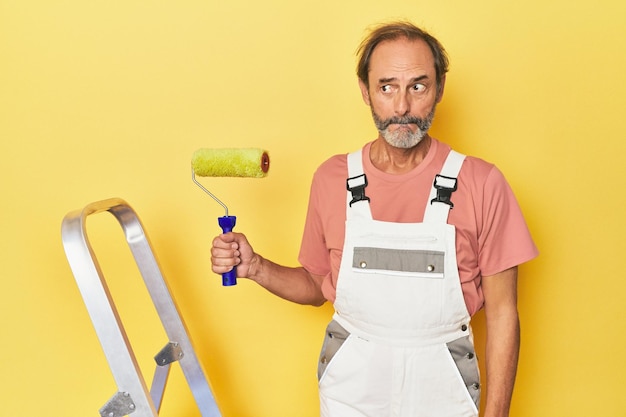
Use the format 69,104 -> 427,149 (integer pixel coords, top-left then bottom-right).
191,148 -> 270,178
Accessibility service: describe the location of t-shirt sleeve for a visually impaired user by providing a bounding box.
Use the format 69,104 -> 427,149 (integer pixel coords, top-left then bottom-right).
298,169 -> 332,277
478,166 -> 539,276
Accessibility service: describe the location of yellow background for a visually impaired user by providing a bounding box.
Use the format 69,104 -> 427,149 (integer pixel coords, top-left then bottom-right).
2,0 -> 625,416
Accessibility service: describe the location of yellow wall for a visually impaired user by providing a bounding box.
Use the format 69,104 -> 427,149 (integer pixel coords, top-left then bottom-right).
2,1 -> 625,416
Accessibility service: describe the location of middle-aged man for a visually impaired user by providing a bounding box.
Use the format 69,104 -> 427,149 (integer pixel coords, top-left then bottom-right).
211,20 -> 539,417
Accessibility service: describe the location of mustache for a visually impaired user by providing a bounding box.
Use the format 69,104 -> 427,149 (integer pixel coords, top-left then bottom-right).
373,113 -> 433,131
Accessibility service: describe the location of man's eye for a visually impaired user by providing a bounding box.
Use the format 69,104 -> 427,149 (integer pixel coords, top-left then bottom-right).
413,83 -> 426,92
381,85 -> 392,93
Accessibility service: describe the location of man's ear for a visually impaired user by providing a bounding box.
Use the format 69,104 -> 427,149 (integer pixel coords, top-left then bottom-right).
358,79 -> 371,106
436,75 -> 446,103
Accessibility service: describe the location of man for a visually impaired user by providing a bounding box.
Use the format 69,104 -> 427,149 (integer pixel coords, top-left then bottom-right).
211,21 -> 538,417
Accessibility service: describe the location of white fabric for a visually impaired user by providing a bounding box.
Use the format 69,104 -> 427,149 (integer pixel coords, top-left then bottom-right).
319,148 -> 478,417
346,150 -> 373,219
423,149 -> 465,224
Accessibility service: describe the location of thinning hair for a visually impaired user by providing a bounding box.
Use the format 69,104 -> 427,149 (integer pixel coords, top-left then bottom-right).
356,21 -> 449,92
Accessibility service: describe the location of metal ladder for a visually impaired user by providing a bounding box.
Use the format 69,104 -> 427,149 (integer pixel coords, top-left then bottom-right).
61,198 -> 221,417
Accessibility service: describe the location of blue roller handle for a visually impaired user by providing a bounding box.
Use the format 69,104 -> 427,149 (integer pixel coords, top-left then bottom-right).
218,215 -> 238,286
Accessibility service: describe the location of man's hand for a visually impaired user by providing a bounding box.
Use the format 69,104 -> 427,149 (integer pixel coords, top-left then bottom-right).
211,231 -> 257,279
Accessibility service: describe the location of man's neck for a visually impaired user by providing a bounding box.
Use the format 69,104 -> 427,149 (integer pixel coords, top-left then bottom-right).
369,135 -> 432,174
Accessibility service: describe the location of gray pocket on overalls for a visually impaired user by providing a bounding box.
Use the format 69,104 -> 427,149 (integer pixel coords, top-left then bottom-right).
446,335 -> 481,409
317,320 -> 350,381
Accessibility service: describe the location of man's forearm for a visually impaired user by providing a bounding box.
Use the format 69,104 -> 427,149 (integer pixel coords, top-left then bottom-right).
483,309 -> 520,417
249,254 -> 327,307
481,266 -> 520,417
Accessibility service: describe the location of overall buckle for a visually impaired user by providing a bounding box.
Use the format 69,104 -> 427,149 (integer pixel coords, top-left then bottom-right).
347,174 -> 370,207
430,174 -> 458,208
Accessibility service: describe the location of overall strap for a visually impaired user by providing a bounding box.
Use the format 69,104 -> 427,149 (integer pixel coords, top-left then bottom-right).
346,149 -> 373,220
423,150 -> 466,224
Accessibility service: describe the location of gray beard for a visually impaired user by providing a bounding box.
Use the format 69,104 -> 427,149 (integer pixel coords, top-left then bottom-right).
372,107 -> 436,149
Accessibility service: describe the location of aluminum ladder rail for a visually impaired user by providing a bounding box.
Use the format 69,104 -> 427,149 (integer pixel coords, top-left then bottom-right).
61,198 -> 221,417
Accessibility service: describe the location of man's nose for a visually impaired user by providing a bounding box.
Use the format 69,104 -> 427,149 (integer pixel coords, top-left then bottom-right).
394,91 -> 410,116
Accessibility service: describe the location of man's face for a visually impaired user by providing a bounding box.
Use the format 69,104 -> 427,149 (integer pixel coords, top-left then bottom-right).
359,38 -> 444,149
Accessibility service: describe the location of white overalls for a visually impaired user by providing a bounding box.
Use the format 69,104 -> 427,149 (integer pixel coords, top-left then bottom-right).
317,149 -> 480,417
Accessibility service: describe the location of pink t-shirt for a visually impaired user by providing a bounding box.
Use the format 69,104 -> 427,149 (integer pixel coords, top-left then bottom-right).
298,139 -> 539,316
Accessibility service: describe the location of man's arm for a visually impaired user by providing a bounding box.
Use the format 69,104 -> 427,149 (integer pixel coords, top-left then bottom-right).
481,266 -> 520,417
211,231 -> 327,306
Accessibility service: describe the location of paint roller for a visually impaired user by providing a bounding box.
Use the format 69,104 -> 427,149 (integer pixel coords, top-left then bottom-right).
191,148 -> 270,286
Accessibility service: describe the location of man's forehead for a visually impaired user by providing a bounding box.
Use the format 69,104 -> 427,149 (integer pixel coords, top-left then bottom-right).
368,38 -> 436,78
